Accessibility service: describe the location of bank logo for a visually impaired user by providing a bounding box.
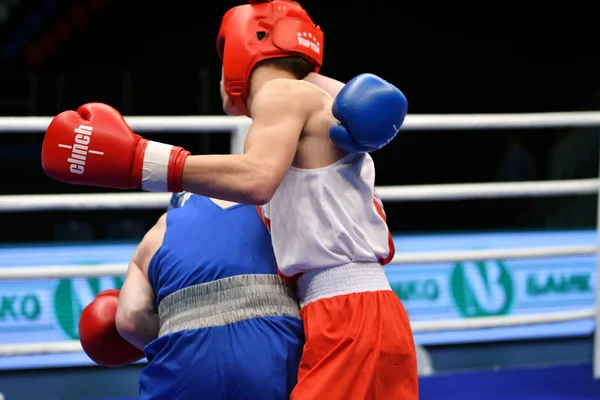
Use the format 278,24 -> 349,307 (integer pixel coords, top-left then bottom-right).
53,276 -> 124,339
0,293 -> 42,326
450,261 -> 514,317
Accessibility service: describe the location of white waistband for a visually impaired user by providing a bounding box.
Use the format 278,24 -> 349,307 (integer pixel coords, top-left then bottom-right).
158,274 -> 300,336
296,262 -> 392,308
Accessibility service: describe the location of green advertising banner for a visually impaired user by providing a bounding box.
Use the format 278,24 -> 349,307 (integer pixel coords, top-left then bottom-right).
385,251 -> 595,349
0,230 -> 596,369
0,276 -> 125,344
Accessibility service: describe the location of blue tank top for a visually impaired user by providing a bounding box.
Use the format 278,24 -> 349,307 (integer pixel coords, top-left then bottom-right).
148,195 -> 278,305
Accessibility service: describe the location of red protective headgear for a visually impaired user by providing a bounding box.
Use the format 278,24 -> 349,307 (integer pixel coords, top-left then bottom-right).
217,0 -> 324,116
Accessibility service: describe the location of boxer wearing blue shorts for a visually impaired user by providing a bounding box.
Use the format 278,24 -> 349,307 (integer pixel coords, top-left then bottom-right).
79,193 -> 303,400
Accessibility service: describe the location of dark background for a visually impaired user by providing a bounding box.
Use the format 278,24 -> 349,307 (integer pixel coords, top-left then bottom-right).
1,0 -> 599,243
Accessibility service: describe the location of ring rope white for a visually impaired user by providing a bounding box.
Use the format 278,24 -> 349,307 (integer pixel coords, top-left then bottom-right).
401,112 -> 600,130
0,193 -> 172,212
0,245 -> 594,280
0,341 -> 83,357
0,264 -> 128,280
375,179 -> 599,201
1,179 -> 597,213
392,245 -> 597,264
411,309 -> 595,332
0,309 -> 593,357
3,112 -> 600,132
0,115 -> 252,133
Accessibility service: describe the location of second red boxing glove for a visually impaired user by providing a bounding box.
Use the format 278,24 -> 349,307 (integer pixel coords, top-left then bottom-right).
41,103 -> 190,192
78,289 -> 145,367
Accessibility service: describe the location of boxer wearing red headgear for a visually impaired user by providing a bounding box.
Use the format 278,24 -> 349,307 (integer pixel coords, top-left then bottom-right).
41,1 -> 415,399
217,0 -> 324,117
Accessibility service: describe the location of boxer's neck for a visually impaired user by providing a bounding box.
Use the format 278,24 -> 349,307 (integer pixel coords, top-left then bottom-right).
247,65 -> 297,110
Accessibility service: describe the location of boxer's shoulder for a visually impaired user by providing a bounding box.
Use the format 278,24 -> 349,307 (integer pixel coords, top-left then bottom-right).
251,78 -> 325,117
154,213 -> 167,230
133,213 -> 167,276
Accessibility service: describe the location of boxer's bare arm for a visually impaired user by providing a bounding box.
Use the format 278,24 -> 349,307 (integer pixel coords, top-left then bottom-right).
181,79 -> 312,205
116,214 -> 166,350
303,72 -> 345,98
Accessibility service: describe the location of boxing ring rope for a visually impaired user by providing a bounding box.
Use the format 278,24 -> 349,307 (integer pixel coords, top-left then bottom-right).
2,111 -> 600,377
0,179 -> 599,212
4,111 -> 600,132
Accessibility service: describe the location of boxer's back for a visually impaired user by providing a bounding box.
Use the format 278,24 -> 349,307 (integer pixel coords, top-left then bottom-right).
148,195 -> 278,303
139,195 -> 303,400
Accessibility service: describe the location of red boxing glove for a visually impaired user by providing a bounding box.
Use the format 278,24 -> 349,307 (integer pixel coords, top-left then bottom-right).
78,289 -> 145,367
41,103 -> 190,192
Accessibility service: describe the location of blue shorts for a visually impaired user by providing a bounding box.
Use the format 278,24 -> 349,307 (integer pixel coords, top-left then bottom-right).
138,316 -> 304,400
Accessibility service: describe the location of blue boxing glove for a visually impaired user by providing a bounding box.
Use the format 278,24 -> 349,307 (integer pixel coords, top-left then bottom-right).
330,73 -> 407,153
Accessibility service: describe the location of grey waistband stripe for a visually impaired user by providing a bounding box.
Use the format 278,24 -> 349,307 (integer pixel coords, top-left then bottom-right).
158,274 -> 301,336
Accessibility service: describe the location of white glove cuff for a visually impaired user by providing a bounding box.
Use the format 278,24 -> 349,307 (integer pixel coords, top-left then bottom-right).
141,141 -> 174,192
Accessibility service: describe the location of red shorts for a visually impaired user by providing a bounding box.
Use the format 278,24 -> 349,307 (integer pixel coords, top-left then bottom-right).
291,289 -> 418,400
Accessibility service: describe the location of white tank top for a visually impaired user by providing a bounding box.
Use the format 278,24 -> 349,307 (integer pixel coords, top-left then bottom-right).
260,152 -> 394,278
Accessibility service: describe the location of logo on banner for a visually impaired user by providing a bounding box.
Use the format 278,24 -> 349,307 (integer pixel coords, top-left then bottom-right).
53,276 -> 124,339
0,293 -> 42,322
450,260 -> 514,318
392,279 -> 440,301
